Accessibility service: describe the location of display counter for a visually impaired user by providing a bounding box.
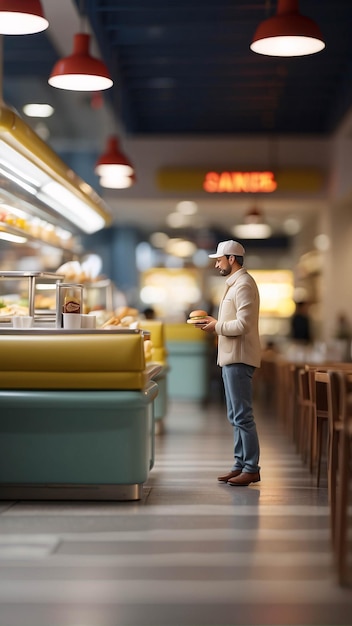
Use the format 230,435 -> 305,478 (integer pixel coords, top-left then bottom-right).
164,323 -> 213,402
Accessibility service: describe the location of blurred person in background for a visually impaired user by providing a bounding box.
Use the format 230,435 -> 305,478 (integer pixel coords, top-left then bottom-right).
335,311 -> 351,341
290,301 -> 312,344
142,306 -> 156,320
334,311 -> 352,361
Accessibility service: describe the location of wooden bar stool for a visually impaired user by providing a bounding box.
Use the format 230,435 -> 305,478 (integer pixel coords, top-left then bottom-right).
316,371 -> 343,543
288,363 -> 303,448
276,361 -> 294,434
335,370 -> 352,586
306,365 -> 320,474
297,367 -> 314,466
314,369 -> 330,487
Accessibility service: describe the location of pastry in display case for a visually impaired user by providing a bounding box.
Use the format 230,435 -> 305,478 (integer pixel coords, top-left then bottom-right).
0,206 -> 76,252
102,306 -> 140,328
0,301 -> 29,319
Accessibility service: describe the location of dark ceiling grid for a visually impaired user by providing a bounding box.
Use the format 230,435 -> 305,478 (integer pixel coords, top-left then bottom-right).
3,1 -> 352,144
79,0 -> 352,137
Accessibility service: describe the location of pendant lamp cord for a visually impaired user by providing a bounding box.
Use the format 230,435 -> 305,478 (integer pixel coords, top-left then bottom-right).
265,0 -> 272,16
268,135 -> 278,172
79,0 -> 85,33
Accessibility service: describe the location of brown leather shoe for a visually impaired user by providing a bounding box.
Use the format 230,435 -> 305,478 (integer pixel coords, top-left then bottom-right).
217,469 -> 242,482
227,471 -> 260,486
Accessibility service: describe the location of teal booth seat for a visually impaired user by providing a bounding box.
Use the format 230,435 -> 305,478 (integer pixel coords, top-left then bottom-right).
0,331 -> 160,501
165,323 -> 212,402
138,320 -> 169,433
152,368 -> 168,430
0,387 -> 157,501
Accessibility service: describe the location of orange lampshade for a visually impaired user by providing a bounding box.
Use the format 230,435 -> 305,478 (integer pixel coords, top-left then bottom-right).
48,33 -> 113,92
0,0 -> 48,34
250,0 -> 325,57
95,136 -> 134,177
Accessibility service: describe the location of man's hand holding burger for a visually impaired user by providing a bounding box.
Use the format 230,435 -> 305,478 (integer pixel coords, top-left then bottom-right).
199,315 -> 217,333
187,309 -> 217,332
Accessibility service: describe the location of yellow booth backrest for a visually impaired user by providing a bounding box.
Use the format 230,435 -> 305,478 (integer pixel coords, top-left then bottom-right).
138,320 -> 168,365
164,323 -> 210,342
0,332 -> 147,390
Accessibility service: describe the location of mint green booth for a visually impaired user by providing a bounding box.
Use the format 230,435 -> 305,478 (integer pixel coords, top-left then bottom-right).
138,320 -> 169,433
164,323 -> 212,402
0,332 -> 160,500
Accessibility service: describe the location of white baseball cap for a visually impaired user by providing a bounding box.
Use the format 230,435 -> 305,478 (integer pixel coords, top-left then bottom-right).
208,240 -> 245,258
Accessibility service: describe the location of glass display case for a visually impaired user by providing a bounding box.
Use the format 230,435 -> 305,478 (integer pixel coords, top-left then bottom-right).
0,271 -> 64,323
84,278 -> 114,313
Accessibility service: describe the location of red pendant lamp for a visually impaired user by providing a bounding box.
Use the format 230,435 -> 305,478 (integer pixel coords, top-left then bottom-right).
233,207 -> 272,239
0,0 -> 48,35
48,33 -> 113,92
99,173 -> 136,189
95,136 -> 134,178
250,0 -> 325,57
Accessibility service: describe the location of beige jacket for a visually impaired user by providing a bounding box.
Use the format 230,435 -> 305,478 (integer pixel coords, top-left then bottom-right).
215,267 -> 261,368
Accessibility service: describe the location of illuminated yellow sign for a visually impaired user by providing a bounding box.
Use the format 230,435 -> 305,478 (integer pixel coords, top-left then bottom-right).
156,168 -> 324,193
203,171 -> 277,193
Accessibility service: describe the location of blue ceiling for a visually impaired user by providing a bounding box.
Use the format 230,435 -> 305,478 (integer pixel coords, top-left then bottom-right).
83,0 -> 352,136
3,0 -> 352,141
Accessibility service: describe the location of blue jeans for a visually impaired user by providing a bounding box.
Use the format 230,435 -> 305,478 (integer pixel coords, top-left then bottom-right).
222,363 -> 260,473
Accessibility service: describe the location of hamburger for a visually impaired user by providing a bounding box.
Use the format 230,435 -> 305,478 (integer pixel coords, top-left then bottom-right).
187,309 -> 208,325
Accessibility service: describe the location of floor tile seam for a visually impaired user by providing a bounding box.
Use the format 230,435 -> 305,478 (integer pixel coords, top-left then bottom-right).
0,570 -> 336,582
0,503 -> 17,516
146,483 -> 329,490
0,535 -> 59,544
153,464 -> 322,469
0,532 -> 332,544
0,578 -> 350,604
152,459 -> 317,466
25,528 -> 331,541
154,449 -> 304,455
0,527 -> 332,539
1,505 -> 330,516
0,551 -> 335,567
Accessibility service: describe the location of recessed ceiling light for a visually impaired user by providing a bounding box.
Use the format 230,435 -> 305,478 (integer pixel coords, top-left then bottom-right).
23,103 -> 54,118
166,212 -> 188,228
176,201 -> 198,215
150,232 -> 169,248
166,238 -> 196,257
314,233 -> 330,251
283,217 -> 301,235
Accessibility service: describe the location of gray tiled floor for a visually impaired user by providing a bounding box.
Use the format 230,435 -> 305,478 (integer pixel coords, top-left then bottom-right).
0,397 -> 351,626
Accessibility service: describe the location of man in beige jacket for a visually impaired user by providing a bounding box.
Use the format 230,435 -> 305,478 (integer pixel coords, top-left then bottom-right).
200,240 -> 261,486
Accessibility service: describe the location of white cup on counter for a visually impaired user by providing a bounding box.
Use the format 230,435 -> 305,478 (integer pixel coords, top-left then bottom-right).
81,314 -> 96,329
63,313 -> 81,329
12,316 -> 34,328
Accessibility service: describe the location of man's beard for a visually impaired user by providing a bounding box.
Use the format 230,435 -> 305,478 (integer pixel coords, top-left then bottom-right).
219,267 -> 231,276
